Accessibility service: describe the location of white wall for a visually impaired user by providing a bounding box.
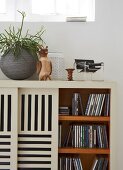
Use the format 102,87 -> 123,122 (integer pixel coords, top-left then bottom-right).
0,0 -> 122,169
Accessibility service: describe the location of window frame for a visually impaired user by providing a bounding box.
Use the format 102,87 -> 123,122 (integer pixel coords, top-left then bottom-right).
0,0 -> 95,22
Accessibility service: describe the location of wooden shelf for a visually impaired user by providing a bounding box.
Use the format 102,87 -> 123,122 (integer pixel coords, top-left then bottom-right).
58,87 -> 114,170
58,148 -> 110,155
59,115 -> 110,122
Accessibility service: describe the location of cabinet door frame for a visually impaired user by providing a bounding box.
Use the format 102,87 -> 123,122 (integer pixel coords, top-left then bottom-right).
18,88 -> 58,170
0,87 -> 18,170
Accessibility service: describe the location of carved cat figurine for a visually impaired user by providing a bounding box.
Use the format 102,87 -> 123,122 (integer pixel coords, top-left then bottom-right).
37,46 -> 52,80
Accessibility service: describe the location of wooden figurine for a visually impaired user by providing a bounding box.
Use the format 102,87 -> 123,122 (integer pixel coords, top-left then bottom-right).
37,46 -> 52,80
66,68 -> 75,81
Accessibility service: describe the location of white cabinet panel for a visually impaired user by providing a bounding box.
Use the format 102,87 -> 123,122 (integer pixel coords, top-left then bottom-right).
18,88 -> 58,170
0,88 -> 18,170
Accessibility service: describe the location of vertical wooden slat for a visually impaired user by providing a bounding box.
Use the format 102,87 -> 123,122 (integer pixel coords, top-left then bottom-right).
19,94 -> 25,132
38,95 -> 42,131
11,88 -> 18,170
4,95 -> 7,132
51,89 -> 58,170
110,86 -> 116,170
4,95 -> 8,132
24,94 -> 28,132
45,94 -> 48,132
21,95 -> 25,131
18,95 -> 22,132
31,94 -> 35,131
0,95 -> 1,131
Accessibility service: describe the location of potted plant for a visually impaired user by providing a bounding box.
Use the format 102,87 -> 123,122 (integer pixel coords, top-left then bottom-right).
0,11 -> 45,80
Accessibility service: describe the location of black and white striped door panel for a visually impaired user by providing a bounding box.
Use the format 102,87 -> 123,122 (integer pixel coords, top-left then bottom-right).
0,88 -> 18,170
18,88 -> 58,170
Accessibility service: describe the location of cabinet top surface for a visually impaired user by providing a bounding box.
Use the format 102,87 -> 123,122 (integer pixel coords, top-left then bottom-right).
0,80 -> 116,88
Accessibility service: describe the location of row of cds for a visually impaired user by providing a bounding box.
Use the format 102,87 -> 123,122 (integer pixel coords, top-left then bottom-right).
58,156 -> 108,170
59,93 -> 110,116
59,157 -> 83,170
85,93 -> 110,116
59,124 -> 108,148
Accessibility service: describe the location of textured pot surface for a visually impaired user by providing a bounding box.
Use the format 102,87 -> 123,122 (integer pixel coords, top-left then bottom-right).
0,50 -> 36,80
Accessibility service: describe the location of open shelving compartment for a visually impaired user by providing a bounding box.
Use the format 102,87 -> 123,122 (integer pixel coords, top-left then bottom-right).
58,88 -> 111,170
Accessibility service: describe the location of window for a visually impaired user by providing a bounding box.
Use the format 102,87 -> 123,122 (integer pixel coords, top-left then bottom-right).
0,0 -> 15,21
31,0 -> 95,21
0,0 -> 95,22
0,0 -> 6,13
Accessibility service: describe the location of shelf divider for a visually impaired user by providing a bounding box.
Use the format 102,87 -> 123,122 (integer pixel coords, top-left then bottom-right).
58,148 -> 110,154
59,115 -> 110,122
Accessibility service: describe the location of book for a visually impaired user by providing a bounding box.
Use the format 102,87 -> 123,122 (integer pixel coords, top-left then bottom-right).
63,125 -> 72,147
91,157 -> 98,170
89,125 -> 93,148
58,123 -> 62,147
91,94 -> 97,116
85,94 -> 92,115
87,94 -> 94,116
98,94 -> 106,116
93,125 -> 97,148
72,93 -> 84,116
92,94 -> 99,116
103,125 -> 108,148
104,94 -> 110,116
102,158 -> 108,170
59,106 -> 70,115
91,157 -> 107,170
73,157 -> 83,170
98,157 -> 105,170
95,94 -> 102,116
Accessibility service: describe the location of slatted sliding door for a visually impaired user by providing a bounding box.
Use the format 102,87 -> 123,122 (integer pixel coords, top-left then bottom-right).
0,88 -> 18,170
18,88 -> 58,170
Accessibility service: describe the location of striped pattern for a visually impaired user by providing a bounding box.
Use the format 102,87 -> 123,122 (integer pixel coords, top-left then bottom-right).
18,134 -> 52,169
0,134 -> 11,170
0,95 -> 11,132
0,88 -> 58,170
19,91 -> 53,132
18,88 -> 58,170
0,88 -> 18,170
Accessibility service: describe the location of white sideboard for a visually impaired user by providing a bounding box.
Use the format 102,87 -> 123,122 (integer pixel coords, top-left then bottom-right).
0,80 -> 116,170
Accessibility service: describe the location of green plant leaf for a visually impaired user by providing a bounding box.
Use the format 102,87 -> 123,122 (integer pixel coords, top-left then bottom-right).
0,10 -> 45,60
